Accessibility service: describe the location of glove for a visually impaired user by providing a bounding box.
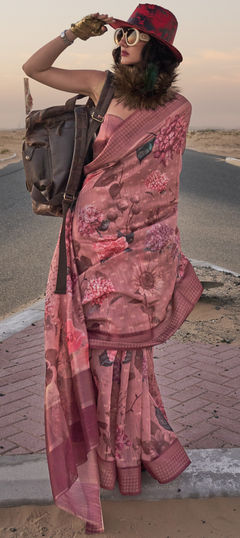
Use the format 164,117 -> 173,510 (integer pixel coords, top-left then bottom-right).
71,15 -> 108,40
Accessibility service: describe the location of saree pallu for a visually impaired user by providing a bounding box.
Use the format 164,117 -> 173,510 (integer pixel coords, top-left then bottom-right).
44,94 -> 203,533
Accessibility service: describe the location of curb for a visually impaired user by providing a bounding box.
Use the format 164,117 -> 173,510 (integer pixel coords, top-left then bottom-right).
0,299 -> 45,341
0,153 -> 17,163
0,449 -> 240,506
191,258 -> 240,277
225,157 -> 240,167
0,259 -> 239,342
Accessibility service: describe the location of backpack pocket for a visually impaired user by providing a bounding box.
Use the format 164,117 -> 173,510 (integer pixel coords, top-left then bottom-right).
22,140 -> 52,196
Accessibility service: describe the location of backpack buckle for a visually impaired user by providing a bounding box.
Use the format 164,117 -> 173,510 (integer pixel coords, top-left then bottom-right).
90,111 -> 104,123
63,193 -> 76,202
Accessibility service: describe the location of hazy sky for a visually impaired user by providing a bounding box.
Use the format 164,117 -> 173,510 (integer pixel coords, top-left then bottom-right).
1,0 -> 240,129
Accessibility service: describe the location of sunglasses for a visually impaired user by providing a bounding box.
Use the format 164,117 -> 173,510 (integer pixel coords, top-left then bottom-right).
114,27 -> 150,47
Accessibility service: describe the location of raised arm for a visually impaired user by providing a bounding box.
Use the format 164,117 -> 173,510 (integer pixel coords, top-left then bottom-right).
22,13 -> 115,103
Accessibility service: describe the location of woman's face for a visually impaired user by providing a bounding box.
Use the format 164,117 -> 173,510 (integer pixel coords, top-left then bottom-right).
118,31 -> 147,65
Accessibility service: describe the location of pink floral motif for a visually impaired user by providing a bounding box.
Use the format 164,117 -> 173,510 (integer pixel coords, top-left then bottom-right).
169,239 -> 179,259
65,210 -> 73,250
95,236 -> 128,261
142,352 -> 148,381
82,277 -> 115,306
66,319 -> 84,354
176,253 -> 189,281
45,296 -> 54,320
66,267 -> 78,295
107,350 -> 118,362
78,205 -> 104,236
45,361 -> 53,386
169,230 -> 181,259
115,426 -> 132,458
145,223 -> 174,251
145,170 -> 169,192
153,114 -> 188,166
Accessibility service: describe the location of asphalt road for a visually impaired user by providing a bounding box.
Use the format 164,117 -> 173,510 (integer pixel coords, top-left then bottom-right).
178,150 -> 240,273
0,150 -> 239,318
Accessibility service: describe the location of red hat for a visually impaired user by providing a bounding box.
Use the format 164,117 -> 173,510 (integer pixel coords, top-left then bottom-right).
109,3 -> 182,63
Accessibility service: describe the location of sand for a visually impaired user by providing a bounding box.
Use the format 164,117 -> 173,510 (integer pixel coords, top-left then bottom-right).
174,265 -> 240,346
0,130 -> 25,170
0,497 -> 240,537
186,129 -> 240,159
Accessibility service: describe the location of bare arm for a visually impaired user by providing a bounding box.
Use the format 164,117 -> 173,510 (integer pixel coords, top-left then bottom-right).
22,14 -> 114,103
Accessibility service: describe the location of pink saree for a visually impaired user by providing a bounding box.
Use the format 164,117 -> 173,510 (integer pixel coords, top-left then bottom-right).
44,94 -> 203,533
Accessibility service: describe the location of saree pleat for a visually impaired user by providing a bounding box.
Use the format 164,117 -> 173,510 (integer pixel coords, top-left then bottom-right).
89,347 -> 190,495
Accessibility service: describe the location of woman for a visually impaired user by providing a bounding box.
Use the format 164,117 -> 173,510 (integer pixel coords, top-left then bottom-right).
22,4 -> 203,534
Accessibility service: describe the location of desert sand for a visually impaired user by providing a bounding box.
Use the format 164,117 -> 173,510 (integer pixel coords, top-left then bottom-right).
186,129 -> 240,159
0,129 -> 25,170
1,497 -> 240,537
174,265 -> 240,346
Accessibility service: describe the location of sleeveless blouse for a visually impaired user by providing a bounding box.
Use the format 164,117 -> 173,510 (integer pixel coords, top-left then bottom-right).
93,114 -> 124,159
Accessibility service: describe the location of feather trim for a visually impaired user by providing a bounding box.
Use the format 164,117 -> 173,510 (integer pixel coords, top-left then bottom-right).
112,63 -> 178,110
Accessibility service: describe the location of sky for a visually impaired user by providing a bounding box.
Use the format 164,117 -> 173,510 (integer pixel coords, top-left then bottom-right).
1,0 -> 240,129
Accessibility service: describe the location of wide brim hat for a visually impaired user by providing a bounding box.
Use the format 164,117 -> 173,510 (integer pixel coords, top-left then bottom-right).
109,3 -> 183,63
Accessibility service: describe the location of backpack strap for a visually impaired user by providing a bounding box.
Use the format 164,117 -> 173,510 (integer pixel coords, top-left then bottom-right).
54,106 -> 89,295
62,70 -> 114,207
86,70 -> 114,147
55,70 -> 114,294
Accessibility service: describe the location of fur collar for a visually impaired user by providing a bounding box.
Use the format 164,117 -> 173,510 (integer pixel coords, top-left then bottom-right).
112,63 -> 178,110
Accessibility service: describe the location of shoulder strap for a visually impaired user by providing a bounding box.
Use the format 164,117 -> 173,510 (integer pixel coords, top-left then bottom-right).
55,71 -> 114,295
86,70 -> 114,147
64,70 -> 114,204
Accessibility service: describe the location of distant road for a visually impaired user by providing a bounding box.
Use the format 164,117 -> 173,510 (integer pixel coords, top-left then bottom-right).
178,149 -> 240,273
0,162 -> 61,318
0,150 -> 239,318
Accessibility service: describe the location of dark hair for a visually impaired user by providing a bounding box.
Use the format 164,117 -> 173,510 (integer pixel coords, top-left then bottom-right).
112,36 -> 179,76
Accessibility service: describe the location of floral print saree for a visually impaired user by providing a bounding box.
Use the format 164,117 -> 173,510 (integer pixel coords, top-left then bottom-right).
44,94 -> 203,533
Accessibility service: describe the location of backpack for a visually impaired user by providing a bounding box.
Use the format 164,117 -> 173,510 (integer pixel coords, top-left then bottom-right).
22,70 -> 114,292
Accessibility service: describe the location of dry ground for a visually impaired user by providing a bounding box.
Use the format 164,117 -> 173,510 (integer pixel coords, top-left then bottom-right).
0,498 -> 240,537
186,129 -> 240,159
174,266 -> 240,346
0,129 -> 25,169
